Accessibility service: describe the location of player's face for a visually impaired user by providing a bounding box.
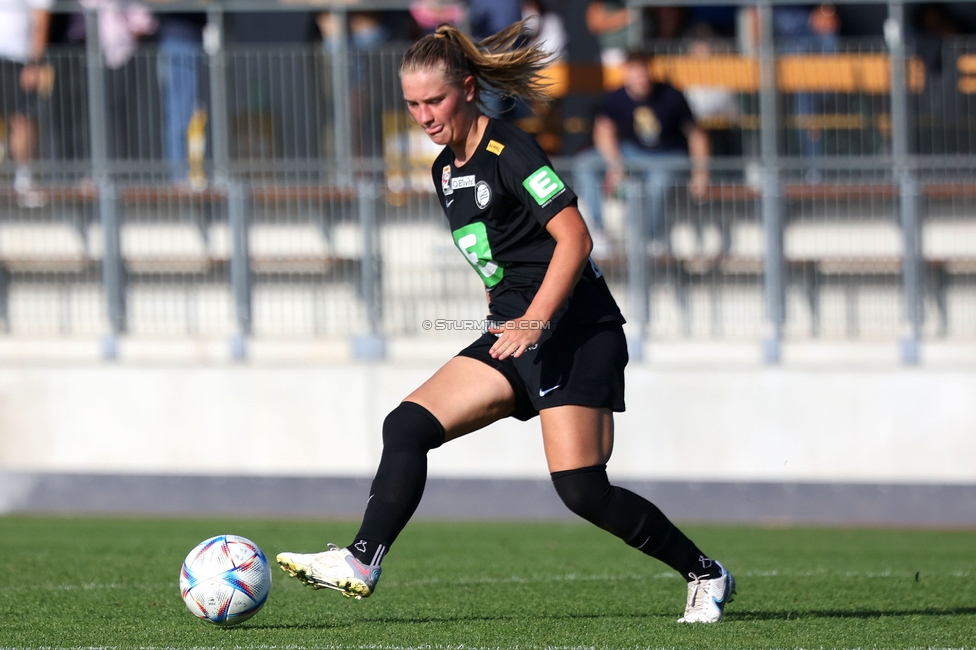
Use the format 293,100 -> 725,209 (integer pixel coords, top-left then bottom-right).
402,65 -> 476,147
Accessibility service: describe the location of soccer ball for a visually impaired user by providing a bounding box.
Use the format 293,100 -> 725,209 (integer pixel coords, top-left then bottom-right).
179,534 -> 272,626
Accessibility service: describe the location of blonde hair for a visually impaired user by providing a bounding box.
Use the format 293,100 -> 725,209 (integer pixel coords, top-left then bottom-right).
400,20 -> 553,107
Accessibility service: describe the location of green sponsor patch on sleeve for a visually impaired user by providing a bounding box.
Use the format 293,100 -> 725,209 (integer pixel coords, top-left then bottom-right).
522,165 -> 566,207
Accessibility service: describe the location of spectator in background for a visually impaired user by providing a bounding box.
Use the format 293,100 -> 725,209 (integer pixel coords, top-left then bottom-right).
514,0 -> 566,152
586,0 -> 637,68
682,29 -> 739,157
409,0 -> 465,36
914,3 -> 962,76
650,5 -> 687,40
742,3 -> 839,174
587,0 -> 687,69
470,0 -> 524,119
687,4 -> 737,38
789,4 -> 839,174
318,11 -> 390,158
739,4 -> 840,60
573,51 -> 709,257
153,6 -> 206,183
523,0 -> 566,62
1,0 -> 52,206
45,10 -> 88,168
81,0 -> 156,70
912,3 -> 965,146
224,11 -> 322,163
470,0 -> 522,39
81,0 -> 157,161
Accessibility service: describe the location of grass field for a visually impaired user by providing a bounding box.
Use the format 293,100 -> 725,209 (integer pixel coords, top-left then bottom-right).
0,517 -> 974,649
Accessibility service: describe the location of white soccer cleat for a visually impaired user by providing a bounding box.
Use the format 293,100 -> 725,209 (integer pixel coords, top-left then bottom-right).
676,561 -> 736,623
276,544 -> 381,600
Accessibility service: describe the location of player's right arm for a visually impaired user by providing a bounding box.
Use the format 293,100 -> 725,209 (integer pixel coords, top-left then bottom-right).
488,204 -> 592,361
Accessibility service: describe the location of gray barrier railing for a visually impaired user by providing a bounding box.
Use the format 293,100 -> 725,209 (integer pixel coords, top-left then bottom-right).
2,1 -> 975,363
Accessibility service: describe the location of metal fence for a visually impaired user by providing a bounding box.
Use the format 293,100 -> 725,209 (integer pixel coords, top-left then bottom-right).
2,1 -> 976,363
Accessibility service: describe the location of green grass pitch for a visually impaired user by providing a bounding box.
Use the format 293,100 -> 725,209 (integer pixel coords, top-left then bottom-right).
0,516 -> 973,649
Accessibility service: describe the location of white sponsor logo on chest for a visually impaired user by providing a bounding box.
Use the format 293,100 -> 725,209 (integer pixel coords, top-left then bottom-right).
451,175 -> 477,190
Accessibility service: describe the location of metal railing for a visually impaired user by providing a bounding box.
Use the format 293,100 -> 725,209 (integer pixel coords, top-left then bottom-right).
1,0 -> 975,363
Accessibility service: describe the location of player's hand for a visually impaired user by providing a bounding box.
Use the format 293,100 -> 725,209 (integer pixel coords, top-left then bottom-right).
488,317 -> 545,360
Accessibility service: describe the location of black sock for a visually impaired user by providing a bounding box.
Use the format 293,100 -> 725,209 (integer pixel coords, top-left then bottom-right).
350,401 -> 445,563
644,526 -> 722,581
346,538 -> 388,566
551,465 -> 721,582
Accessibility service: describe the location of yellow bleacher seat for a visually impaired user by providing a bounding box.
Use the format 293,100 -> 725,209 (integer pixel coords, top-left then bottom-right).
600,54 -> 925,93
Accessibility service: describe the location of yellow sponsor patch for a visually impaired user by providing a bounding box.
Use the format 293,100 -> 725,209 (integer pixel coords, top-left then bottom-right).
486,140 -> 505,155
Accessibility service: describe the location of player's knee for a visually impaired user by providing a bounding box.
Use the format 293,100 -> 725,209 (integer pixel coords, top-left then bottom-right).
381,401 -> 446,453
551,464 -> 612,522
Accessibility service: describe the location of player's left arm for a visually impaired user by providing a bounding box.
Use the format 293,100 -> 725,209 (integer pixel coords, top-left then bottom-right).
489,205 -> 591,360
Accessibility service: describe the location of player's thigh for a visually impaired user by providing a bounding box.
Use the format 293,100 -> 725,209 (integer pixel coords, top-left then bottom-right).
539,405 -> 614,473
404,355 -> 516,442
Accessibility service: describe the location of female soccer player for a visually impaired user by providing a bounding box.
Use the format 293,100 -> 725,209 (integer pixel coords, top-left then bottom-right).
277,21 -> 735,623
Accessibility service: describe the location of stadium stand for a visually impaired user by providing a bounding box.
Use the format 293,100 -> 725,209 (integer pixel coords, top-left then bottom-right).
2,0 -> 975,354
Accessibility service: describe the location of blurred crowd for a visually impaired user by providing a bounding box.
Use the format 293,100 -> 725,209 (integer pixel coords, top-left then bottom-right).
3,0 -> 976,204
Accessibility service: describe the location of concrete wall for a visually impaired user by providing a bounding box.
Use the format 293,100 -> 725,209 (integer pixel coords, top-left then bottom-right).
1,363 -> 974,484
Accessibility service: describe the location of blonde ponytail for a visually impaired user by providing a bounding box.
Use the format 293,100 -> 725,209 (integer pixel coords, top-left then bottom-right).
400,20 -> 554,107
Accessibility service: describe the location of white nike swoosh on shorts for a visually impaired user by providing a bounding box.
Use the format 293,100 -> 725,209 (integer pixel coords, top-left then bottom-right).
539,385 -> 561,397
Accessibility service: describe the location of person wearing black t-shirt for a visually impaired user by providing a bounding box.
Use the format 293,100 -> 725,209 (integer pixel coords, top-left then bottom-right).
573,50 -> 710,256
277,22 -> 734,624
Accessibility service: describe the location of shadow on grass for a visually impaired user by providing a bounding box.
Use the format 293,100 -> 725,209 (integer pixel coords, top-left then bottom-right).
728,606 -> 976,621
241,611 -> 655,631
239,606 -> 976,630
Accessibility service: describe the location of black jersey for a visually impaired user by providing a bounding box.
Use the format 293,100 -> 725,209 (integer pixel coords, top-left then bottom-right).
432,119 -> 624,326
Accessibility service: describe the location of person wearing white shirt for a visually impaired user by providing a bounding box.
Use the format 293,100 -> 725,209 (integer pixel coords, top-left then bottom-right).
0,0 -> 53,201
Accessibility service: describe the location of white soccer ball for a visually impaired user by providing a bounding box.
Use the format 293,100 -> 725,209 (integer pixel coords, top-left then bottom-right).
179,534 -> 272,626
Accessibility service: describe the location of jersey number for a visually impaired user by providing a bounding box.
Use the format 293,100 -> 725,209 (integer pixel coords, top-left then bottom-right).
452,222 -> 504,288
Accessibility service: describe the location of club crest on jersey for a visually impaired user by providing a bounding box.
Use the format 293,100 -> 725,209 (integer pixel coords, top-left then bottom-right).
442,165 -> 453,196
475,181 -> 491,209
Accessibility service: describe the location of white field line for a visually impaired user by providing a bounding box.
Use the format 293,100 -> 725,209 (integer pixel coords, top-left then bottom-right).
3,645 -> 976,650
0,569 -> 971,595
391,568 -> 973,587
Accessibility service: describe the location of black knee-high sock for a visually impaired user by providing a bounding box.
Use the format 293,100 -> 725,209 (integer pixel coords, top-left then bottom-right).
551,464 -> 720,581
349,401 -> 445,565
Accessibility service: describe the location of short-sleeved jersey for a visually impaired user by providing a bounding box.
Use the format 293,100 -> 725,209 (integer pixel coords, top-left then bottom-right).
597,83 -> 695,153
432,118 -> 623,326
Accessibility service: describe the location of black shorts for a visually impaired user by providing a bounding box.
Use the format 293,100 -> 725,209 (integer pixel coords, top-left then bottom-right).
457,321 -> 628,421
0,59 -> 38,118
